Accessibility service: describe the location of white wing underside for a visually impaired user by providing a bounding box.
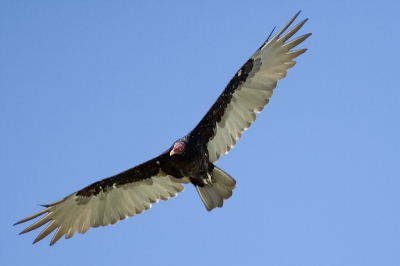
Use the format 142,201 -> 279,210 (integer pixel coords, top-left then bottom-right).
16,172 -> 189,245
207,12 -> 311,163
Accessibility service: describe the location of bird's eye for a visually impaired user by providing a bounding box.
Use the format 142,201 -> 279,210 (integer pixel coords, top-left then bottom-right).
179,147 -> 184,152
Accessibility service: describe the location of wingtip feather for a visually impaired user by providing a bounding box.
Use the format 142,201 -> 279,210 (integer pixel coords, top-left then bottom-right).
274,11 -> 303,38
278,19 -> 308,43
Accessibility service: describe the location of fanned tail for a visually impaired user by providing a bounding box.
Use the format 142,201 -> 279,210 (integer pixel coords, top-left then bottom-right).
196,166 -> 236,211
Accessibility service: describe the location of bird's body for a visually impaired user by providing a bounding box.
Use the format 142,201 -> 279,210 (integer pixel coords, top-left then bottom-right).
15,12 -> 311,245
169,136 -> 211,186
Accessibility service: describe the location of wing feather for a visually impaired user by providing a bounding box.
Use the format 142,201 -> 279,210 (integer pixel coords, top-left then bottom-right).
191,12 -> 310,162
50,227 -> 65,246
33,220 -> 57,244
225,118 -> 239,141
78,201 -> 93,233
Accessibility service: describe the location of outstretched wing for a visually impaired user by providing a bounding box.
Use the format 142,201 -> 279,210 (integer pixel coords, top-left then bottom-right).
191,11 -> 311,163
15,154 -> 189,245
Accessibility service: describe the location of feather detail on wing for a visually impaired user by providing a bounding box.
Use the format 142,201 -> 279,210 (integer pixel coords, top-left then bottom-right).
15,168 -> 189,245
192,11 -> 311,163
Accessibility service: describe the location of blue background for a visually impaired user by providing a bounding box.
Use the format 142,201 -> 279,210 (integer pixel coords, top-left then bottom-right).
1,1 -> 399,265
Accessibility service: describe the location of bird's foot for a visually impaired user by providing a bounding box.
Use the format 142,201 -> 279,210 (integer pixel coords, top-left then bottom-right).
204,173 -> 213,186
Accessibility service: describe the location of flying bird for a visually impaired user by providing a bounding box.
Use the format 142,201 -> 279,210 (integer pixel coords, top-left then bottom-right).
15,12 -> 311,245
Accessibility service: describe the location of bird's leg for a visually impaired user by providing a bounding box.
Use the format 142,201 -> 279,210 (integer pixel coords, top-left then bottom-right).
204,172 -> 213,186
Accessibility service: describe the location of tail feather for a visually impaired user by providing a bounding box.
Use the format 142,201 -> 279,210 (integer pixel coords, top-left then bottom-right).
196,166 -> 236,211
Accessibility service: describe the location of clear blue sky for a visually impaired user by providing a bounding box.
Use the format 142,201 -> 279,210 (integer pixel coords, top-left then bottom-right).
1,1 -> 399,265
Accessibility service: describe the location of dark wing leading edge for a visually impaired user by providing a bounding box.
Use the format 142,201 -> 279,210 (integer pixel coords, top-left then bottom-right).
191,12 -> 311,163
14,153 -> 189,245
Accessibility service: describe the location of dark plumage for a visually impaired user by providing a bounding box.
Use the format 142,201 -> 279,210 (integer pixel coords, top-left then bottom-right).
15,12 -> 311,245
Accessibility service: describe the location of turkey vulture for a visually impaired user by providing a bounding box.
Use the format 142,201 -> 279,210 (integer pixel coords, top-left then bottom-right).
15,12 -> 311,245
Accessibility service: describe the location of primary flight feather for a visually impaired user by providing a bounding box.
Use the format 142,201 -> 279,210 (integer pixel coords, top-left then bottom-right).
15,11 -> 311,245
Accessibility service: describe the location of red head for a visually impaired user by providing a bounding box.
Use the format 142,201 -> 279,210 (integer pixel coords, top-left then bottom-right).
170,141 -> 186,156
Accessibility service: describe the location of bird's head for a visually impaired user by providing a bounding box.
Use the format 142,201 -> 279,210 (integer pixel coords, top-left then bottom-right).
170,141 -> 186,156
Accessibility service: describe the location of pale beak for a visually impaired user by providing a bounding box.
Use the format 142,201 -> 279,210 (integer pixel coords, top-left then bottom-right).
170,150 -> 175,156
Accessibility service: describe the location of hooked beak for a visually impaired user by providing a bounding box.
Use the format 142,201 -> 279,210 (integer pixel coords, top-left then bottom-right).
170,149 -> 176,156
